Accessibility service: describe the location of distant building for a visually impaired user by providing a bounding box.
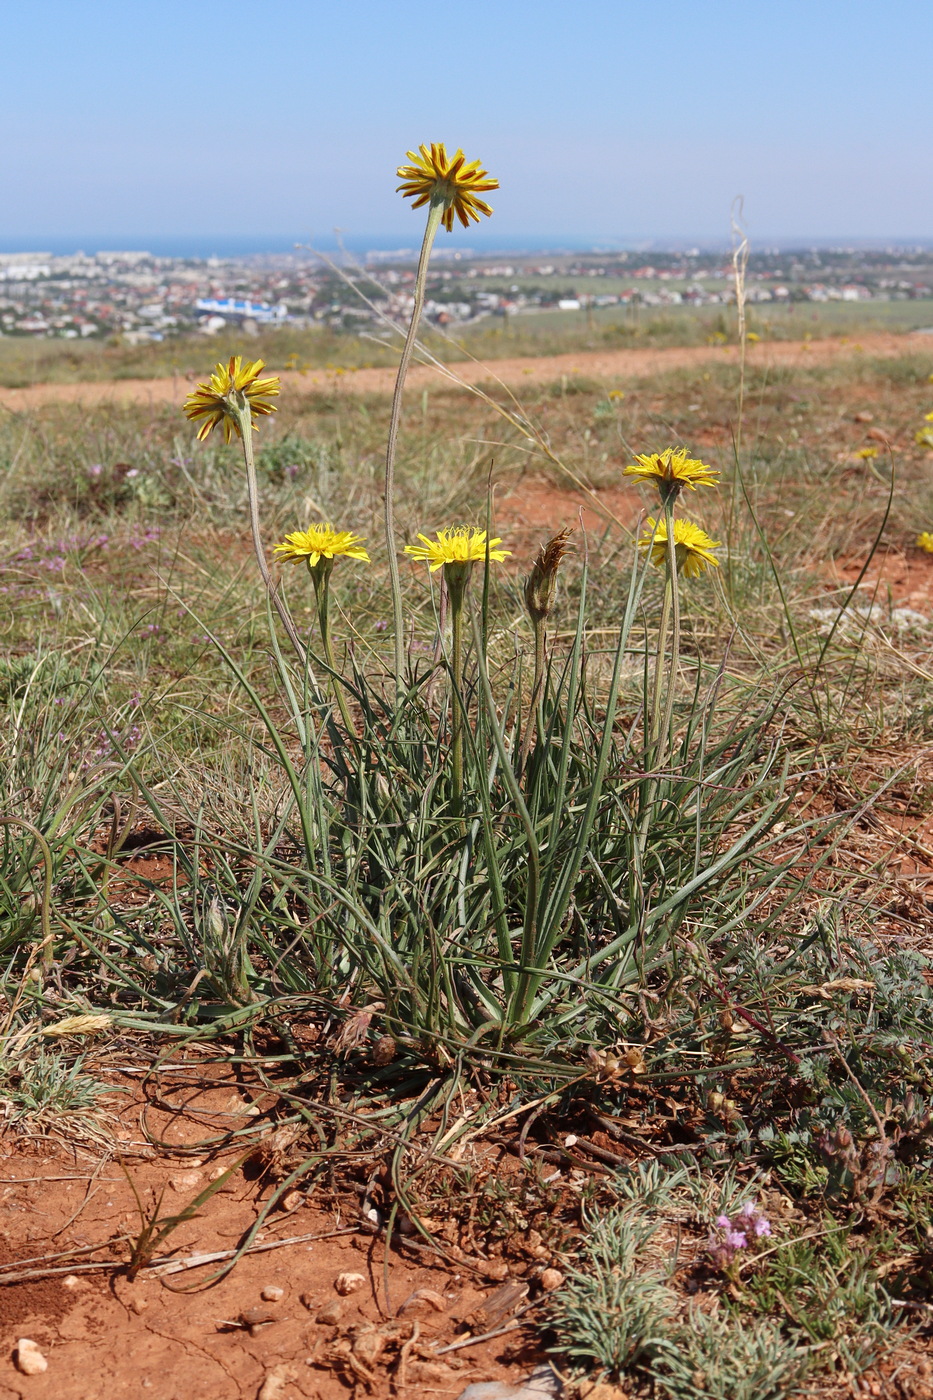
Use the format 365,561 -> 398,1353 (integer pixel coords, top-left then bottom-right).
195,297 -> 288,326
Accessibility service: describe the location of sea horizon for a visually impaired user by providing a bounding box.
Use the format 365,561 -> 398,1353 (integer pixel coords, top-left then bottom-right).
0,234 -> 931,260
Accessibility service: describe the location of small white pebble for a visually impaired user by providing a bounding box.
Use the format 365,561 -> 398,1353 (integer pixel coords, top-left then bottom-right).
62,1274 -> 80,1289
15,1339 -> 48,1376
334,1271 -> 366,1296
169,1171 -> 203,1191
540,1268 -> 565,1292
261,1285 -> 285,1302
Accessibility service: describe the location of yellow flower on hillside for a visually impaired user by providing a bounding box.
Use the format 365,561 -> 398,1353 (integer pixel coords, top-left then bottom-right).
925,411 -> 933,422
404,527 -> 510,573
274,524 -> 370,570
640,517 -> 720,579
183,357 -> 280,443
625,447 -> 720,505
397,144 -> 499,232
916,427 -> 933,449
917,532 -> 933,554
856,447 -> 879,459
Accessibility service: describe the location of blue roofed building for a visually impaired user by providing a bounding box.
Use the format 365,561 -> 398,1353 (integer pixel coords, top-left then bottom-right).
195,297 -> 289,326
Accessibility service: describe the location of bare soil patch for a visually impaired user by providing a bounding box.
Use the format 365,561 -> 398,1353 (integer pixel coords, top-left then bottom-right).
0,333 -> 924,414
0,1077 -> 548,1400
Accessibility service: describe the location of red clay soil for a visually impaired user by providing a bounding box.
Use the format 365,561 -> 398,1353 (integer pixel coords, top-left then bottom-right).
0,332 -> 926,414
0,1078 -> 548,1400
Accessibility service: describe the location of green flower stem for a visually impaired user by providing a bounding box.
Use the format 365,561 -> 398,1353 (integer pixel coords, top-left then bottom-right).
648,548 -> 673,751
657,499 -> 682,764
520,613 -> 548,768
445,563 -> 469,820
230,396 -> 310,668
311,560 -> 356,736
384,199 -> 445,696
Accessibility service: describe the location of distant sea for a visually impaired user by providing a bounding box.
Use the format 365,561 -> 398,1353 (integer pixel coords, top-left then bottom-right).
0,234 -> 931,258
0,234 -> 611,259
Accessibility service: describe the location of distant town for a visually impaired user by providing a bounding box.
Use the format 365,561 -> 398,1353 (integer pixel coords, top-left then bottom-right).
0,244 -> 931,342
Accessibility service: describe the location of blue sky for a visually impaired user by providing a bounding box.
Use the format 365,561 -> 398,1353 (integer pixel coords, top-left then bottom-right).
2,0 -> 930,248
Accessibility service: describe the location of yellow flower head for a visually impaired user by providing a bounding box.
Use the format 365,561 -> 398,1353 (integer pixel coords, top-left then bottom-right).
640,517 -> 720,579
624,447 -> 720,505
925,411 -> 933,422
856,446 -> 879,459
183,356 -> 280,443
916,427 -> 933,450
404,527 -> 510,573
273,524 -> 370,571
397,144 -> 499,232
917,532 -> 933,554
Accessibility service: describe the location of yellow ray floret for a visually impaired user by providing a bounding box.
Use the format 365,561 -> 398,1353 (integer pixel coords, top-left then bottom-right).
624,447 -> 720,497
404,527 -> 511,572
640,517 -> 721,579
274,524 -> 371,570
917,532 -> 933,554
397,143 -> 499,232
183,356 -> 280,443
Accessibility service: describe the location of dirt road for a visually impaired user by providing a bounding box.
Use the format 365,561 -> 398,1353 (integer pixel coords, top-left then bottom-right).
0,331 -> 929,414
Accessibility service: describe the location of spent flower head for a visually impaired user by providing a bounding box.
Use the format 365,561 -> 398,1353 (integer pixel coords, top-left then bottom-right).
641,517 -> 720,578
397,143 -> 498,232
183,357 -> 280,443
405,527 -> 510,574
274,524 -> 370,572
624,447 -> 720,505
524,527 -> 574,623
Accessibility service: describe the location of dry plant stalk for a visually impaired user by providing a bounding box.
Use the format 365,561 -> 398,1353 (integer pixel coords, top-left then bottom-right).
731,196 -> 750,454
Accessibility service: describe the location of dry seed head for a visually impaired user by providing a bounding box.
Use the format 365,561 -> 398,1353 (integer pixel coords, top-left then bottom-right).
524,527 -> 574,622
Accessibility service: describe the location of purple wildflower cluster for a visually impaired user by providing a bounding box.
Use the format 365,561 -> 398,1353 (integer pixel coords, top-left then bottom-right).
706,1198 -> 771,1270
82,722 -> 142,771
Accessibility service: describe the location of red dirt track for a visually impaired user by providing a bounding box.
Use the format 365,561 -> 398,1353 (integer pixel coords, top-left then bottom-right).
0,332 -> 927,414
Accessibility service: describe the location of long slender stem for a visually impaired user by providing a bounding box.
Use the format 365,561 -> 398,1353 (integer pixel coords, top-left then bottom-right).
657,500 -> 681,764
448,571 -> 466,820
233,400 -> 310,668
312,564 -> 356,737
384,201 -> 444,695
649,570 -> 672,751
520,614 -> 548,769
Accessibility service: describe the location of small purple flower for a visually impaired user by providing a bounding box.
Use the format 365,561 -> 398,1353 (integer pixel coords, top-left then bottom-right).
88,463 -> 103,477
374,620 -> 388,632
707,1198 -> 772,1272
